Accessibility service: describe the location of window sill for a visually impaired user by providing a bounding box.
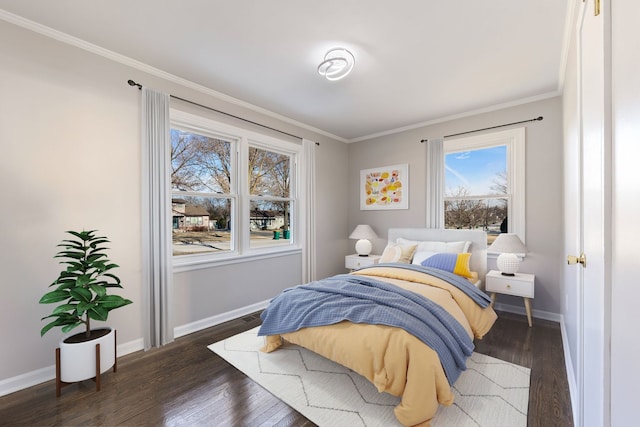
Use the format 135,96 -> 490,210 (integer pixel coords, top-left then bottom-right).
173,246 -> 302,273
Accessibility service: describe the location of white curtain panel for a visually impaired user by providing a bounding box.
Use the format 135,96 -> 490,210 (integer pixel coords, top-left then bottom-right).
141,87 -> 173,349
426,138 -> 445,228
301,139 -> 317,283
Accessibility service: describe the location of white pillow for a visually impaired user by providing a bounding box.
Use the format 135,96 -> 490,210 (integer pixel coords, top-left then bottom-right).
395,238 -> 471,264
379,242 -> 417,263
411,250 -> 438,265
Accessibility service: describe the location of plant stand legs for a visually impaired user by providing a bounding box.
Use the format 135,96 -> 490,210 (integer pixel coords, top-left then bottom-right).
55,330 -> 117,397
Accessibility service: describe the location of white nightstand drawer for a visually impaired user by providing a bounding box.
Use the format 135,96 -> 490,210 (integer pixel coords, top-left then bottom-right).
345,254 -> 380,270
485,271 -> 534,298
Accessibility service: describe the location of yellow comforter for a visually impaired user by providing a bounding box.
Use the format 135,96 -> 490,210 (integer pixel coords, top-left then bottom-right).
262,265 -> 497,427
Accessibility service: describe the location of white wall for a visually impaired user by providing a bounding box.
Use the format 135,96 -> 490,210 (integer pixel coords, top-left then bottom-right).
348,97 -> 565,316
0,20 -> 143,382
0,19 -> 349,390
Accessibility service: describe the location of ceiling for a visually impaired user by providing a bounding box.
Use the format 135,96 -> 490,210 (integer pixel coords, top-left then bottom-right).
0,1 -> 570,142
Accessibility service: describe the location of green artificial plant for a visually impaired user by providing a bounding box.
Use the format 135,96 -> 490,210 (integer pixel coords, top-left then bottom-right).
39,230 -> 132,338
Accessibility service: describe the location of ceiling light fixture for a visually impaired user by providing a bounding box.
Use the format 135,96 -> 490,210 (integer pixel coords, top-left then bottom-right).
317,48 -> 355,81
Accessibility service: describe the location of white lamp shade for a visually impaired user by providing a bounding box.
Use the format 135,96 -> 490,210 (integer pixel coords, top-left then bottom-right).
488,233 -> 527,254
349,224 -> 378,240
349,224 -> 377,257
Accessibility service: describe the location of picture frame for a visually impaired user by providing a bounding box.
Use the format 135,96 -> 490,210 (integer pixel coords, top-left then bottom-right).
360,163 -> 409,210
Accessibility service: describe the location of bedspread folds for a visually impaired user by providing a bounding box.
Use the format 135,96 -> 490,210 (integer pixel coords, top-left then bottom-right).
260,264 -> 497,427
263,322 -> 452,427
258,273 -> 474,385
353,265 -> 497,338
359,263 -> 492,307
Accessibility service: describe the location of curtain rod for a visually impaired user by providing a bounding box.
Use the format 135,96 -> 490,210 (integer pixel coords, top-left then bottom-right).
420,116 -> 543,143
127,79 -> 317,143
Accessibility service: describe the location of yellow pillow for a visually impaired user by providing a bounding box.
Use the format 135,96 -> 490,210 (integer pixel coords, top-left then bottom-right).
379,242 -> 417,263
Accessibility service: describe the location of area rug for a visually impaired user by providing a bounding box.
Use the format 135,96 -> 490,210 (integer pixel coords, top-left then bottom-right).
208,327 -> 530,427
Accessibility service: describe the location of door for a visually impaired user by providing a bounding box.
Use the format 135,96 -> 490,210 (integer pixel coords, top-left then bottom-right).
576,1 -> 610,426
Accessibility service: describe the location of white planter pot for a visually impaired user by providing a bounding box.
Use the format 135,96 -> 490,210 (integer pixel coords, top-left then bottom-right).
59,328 -> 115,383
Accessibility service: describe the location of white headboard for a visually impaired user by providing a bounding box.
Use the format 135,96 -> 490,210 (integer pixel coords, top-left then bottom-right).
387,228 -> 488,282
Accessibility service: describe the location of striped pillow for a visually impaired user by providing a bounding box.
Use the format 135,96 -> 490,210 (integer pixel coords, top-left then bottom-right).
420,252 -> 473,278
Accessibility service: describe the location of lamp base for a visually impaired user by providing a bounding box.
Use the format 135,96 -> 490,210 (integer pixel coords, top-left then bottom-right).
496,253 -> 520,275
354,239 -> 372,257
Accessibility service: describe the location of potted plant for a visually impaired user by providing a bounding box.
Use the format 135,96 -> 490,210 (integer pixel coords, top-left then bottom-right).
39,230 -> 132,394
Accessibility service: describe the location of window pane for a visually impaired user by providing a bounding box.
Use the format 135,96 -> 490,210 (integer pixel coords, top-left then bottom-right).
171,129 -> 232,193
248,147 -> 290,197
172,196 -> 232,256
445,145 -> 506,196
445,198 -> 507,244
250,200 -> 291,249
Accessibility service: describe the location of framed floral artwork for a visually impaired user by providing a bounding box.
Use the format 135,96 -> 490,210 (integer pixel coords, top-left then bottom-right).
360,163 -> 409,210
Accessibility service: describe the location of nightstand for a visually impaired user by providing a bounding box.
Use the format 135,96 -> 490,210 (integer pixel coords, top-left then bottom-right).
485,270 -> 535,327
345,254 -> 381,271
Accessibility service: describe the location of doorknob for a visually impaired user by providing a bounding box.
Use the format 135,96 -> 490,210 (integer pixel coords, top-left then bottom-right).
567,253 -> 587,267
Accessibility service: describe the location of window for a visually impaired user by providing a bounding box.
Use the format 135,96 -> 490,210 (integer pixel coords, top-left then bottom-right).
170,110 -> 300,269
170,129 -> 234,256
248,145 -> 293,248
443,128 -> 525,245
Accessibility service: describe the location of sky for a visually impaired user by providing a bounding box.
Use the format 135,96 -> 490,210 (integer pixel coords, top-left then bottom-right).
445,145 -> 506,196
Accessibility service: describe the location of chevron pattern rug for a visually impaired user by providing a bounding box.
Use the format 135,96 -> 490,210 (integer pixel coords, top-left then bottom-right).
208,327 -> 530,427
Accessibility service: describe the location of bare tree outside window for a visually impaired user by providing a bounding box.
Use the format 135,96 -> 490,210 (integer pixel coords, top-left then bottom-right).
248,147 -> 292,247
170,130 -> 233,255
169,129 -> 294,256
444,145 -> 508,244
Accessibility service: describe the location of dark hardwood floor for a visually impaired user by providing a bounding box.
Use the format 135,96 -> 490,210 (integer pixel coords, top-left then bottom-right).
474,311 -> 574,427
0,310 -> 573,426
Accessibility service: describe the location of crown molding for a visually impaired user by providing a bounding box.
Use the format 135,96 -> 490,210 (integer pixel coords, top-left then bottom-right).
0,9 -> 347,143
0,8 -> 564,145
347,91 -> 561,143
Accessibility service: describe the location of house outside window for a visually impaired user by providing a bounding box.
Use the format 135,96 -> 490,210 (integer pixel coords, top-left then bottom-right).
248,145 -> 293,247
170,110 -> 300,270
444,127 -> 525,245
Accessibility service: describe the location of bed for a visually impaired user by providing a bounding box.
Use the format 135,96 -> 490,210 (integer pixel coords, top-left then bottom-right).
258,228 -> 497,427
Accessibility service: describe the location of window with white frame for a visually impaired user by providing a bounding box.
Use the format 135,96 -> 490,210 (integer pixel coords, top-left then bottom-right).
170,110 -> 300,268
443,127 -> 525,245
247,144 -> 294,248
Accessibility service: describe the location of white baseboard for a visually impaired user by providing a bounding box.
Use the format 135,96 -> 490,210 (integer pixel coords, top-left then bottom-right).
118,338 -> 145,357
559,314 -> 579,427
173,299 -> 270,338
0,338 -> 144,398
0,365 -> 53,398
492,301 -> 562,323
1,299 -> 270,397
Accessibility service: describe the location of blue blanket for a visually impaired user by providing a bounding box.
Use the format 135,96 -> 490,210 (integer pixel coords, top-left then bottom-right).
359,263 -> 492,308
258,273 -> 475,385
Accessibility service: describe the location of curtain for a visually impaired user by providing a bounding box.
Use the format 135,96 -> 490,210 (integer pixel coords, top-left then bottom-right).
300,139 -> 317,283
426,137 -> 445,228
141,87 -> 173,349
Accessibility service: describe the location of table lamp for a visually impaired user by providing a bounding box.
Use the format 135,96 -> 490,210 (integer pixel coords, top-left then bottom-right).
488,233 -> 527,276
349,224 -> 378,257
